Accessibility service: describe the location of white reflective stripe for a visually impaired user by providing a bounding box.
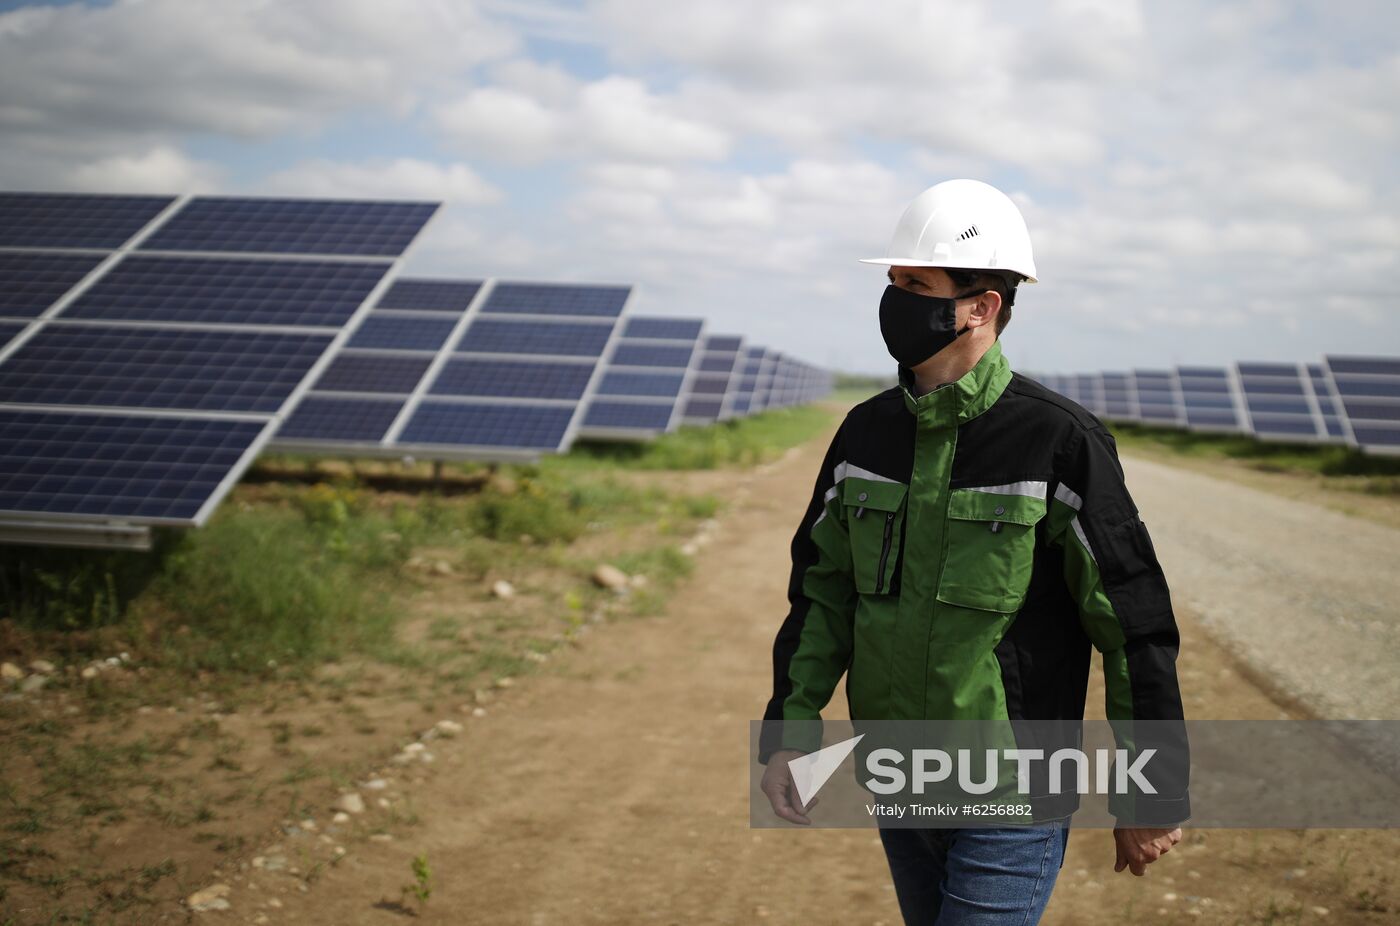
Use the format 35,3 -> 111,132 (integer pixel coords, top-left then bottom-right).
1054,483 -> 1083,511
832,461 -> 899,485
962,480 -> 1048,500
823,484 -> 840,505
1070,516 -> 1097,564
814,509 -> 827,527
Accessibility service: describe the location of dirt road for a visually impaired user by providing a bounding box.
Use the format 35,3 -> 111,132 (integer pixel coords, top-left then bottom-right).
233,418 -> 1400,925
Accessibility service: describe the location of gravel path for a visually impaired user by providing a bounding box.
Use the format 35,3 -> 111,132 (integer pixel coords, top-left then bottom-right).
1122,452 -> 1400,720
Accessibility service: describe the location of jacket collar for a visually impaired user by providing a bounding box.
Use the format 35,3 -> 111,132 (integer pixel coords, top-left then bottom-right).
897,339 -> 1012,429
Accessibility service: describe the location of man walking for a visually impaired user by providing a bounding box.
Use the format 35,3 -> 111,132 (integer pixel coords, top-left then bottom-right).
758,179 -> 1189,924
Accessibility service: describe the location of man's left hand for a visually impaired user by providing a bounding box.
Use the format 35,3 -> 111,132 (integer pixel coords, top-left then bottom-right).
1113,826 -> 1182,876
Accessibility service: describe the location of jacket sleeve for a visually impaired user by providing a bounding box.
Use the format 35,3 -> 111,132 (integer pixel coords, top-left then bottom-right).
1048,424 -> 1191,826
758,421 -> 859,764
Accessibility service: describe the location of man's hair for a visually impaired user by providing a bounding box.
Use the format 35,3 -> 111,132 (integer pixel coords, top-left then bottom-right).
946,268 -> 1021,337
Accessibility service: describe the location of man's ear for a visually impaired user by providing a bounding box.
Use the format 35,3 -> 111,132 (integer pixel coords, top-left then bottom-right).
971,290 -> 1002,327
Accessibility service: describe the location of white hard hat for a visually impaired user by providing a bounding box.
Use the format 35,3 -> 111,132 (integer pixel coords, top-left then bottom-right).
860,178 -> 1038,284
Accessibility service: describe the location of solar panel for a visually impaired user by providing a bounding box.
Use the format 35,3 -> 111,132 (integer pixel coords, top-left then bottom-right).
455,318 -> 613,357
270,278 -> 631,460
1,325 -> 334,412
1306,363 -> 1348,441
1176,366 -> 1245,432
582,401 -> 675,431
597,371 -> 687,397
680,332 -> 745,424
0,410 -> 263,520
277,396 -> 406,443
399,401 -> 575,450
577,314 -> 702,440
1132,370 -> 1183,426
1101,372 -> 1137,421
0,190 -> 437,541
377,278 -> 482,312
480,282 -> 629,318
0,193 -> 175,249
139,197 -> 438,257
345,313 -> 458,351
622,317 -> 705,340
312,353 -> 433,394
1236,361 -> 1327,442
64,255 -> 388,327
1325,354 -> 1400,453
429,358 -> 596,400
0,251 -> 105,317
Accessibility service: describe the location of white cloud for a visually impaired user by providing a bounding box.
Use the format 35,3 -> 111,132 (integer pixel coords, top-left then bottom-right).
261,157 -> 503,205
0,0 -> 515,145
436,75 -> 729,163
68,145 -> 224,193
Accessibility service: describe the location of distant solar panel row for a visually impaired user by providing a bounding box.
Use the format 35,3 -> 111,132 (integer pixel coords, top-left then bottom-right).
680,332 -> 745,425
1020,354 -> 1400,455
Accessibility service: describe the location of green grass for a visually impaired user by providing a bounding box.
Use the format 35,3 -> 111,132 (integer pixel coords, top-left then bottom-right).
1107,421 -> 1400,492
558,403 -> 836,470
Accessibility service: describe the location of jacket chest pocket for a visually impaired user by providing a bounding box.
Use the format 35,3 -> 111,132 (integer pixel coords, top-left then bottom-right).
842,477 -> 908,596
936,488 -> 1047,613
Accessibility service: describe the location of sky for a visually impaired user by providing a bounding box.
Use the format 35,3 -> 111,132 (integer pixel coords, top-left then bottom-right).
0,0 -> 1396,376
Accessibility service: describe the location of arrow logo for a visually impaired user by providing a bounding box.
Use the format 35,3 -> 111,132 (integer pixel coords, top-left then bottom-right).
788,734 -> 865,807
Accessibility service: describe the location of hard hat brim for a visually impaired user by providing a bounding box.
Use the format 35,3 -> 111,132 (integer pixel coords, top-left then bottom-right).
859,256 -> 1037,284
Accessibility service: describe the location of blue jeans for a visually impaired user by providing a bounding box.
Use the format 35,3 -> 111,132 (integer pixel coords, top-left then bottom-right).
877,818 -> 1070,925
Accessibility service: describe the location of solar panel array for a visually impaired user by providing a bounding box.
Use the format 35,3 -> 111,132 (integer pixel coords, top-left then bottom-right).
1021,354 -> 1400,455
272,279 -> 630,459
0,191 -> 439,547
1,193 -> 836,548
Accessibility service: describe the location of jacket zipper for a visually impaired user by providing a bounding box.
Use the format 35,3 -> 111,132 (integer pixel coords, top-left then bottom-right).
875,510 -> 895,594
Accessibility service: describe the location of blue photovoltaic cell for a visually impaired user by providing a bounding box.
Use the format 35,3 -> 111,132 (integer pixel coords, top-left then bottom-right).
140,197 -> 437,257
346,314 -> 457,351
63,255 -> 388,327
689,377 -> 729,395
683,397 -> 723,418
1247,397 -> 1312,415
0,325 -> 333,413
1250,416 -> 1319,436
0,193 -> 174,249
1325,357 -> 1400,377
583,401 -> 673,430
1238,363 -> 1300,377
455,319 -> 612,357
312,354 -> 432,394
1350,426 -> 1400,447
698,354 -> 738,373
1334,380 -> 1400,399
400,401 -> 574,450
0,251 -> 105,317
482,283 -> 629,318
0,323 -> 25,350
429,358 -> 595,400
597,371 -> 685,398
1339,400 -> 1400,422
0,410 -> 263,520
277,396 -> 405,443
610,343 -> 695,368
706,335 -> 743,351
377,279 -> 482,312
1239,378 -> 1306,396
622,317 -> 704,340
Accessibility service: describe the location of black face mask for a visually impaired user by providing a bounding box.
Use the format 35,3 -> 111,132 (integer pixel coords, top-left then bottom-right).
878,283 -> 982,368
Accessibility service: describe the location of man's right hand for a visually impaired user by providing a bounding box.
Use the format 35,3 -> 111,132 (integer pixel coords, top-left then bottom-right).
761,749 -> 817,825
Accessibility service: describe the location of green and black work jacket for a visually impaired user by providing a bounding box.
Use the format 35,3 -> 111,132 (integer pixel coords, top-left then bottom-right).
759,339 -> 1190,825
